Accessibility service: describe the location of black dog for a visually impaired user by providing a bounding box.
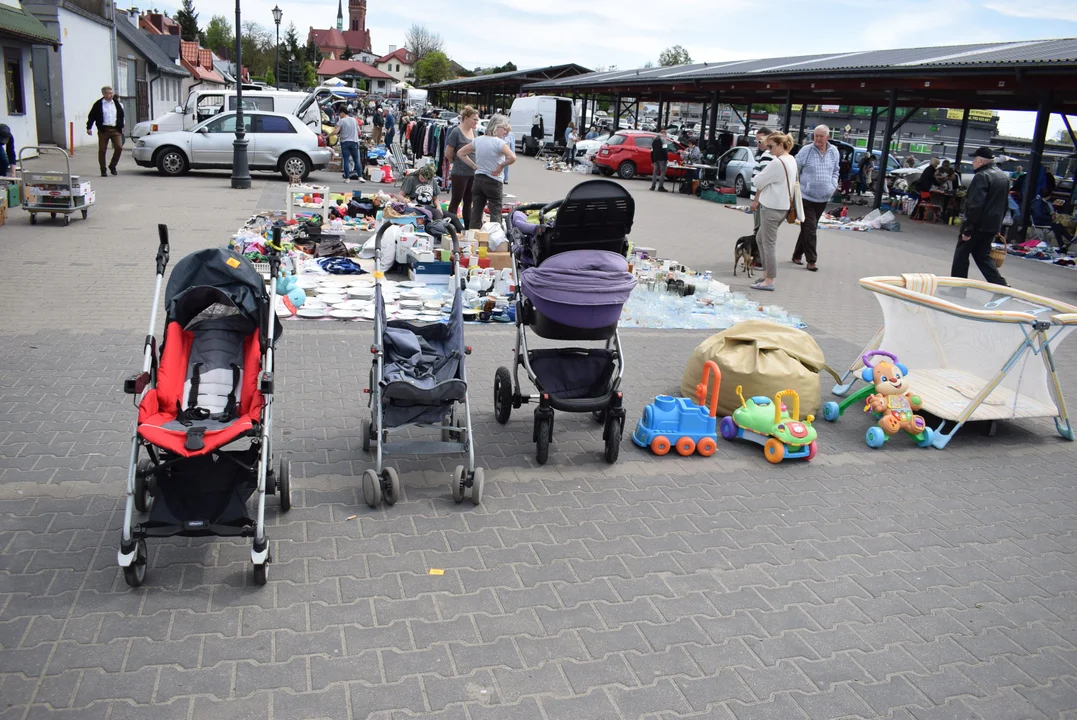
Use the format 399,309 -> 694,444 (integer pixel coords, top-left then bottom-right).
733,234 -> 760,278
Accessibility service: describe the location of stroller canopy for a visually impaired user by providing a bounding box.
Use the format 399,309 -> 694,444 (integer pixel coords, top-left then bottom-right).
165,249 -> 280,341
522,250 -> 636,308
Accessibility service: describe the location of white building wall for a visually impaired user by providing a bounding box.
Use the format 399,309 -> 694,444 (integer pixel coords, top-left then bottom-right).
150,75 -> 182,120
0,44 -> 39,157
57,7 -> 113,148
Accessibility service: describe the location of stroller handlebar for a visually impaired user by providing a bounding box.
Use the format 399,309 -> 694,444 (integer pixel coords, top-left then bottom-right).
156,224 -> 170,276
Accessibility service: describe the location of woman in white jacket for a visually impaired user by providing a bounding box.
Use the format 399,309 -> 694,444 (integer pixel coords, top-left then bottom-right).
749,132 -> 798,291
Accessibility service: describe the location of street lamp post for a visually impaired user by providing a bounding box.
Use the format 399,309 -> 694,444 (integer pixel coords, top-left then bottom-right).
272,5 -> 282,88
231,0 -> 250,189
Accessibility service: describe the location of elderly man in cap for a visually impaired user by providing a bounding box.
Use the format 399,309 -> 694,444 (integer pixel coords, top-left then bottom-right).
951,147 -> 1009,285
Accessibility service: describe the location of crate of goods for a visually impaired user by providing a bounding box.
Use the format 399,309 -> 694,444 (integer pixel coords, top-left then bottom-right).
701,190 -> 737,204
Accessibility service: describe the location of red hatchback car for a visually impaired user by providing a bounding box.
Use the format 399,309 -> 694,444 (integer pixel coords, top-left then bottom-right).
593,130 -> 687,180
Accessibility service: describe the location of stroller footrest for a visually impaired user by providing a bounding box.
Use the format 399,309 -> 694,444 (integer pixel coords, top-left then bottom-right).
381,439 -> 467,456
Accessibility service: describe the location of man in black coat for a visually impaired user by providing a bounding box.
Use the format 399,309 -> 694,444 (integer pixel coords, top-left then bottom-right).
650,127 -> 669,192
952,146 -> 1009,285
86,86 -> 125,177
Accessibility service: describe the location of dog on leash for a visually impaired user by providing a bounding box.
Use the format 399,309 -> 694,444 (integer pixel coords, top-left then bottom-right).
733,234 -> 760,278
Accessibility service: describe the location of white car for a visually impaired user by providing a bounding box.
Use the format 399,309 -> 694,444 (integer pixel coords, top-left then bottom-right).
132,111 -> 331,181
575,133 -> 611,164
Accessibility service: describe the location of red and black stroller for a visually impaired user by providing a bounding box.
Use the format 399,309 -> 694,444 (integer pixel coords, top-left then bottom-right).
118,225 -> 289,587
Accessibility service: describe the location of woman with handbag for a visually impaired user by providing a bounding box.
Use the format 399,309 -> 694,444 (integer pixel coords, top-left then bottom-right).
749,132 -> 800,291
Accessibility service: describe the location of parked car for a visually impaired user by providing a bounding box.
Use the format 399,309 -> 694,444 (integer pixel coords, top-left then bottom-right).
132,111 -> 331,181
575,132 -> 611,165
593,130 -> 686,180
716,146 -> 757,197
888,157 -> 974,186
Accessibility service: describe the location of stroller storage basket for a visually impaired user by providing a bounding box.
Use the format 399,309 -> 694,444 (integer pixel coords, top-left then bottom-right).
141,449 -> 257,538
529,348 -> 617,401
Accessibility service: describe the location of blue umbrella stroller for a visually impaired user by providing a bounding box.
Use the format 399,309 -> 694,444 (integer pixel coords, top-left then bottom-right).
361,219 -> 483,506
495,179 -> 637,465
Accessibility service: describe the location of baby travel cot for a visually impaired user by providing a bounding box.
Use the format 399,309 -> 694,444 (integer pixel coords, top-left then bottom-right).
118,226 -> 289,587
361,220 -> 484,506
495,179 -> 636,464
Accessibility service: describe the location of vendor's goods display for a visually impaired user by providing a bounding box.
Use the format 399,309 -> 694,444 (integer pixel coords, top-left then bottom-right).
19,146 -> 93,227
822,350 -> 934,448
118,225 -> 289,588
830,274 -> 1077,448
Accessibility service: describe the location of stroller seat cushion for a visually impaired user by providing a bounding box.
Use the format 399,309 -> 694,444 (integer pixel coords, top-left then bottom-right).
137,321 -> 265,457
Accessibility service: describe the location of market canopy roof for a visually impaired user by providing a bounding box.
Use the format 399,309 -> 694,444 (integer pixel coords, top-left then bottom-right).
524,39 -> 1077,113
422,63 -> 592,93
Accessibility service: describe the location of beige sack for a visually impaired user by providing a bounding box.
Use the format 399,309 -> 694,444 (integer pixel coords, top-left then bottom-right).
680,320 -> 827,417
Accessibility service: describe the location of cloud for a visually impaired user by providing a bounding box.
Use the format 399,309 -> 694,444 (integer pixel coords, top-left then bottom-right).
984,1 -> 1077,23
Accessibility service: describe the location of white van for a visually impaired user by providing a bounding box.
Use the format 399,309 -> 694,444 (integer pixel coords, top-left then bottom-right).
131,89 -> 315,139
508,96 -> 576,156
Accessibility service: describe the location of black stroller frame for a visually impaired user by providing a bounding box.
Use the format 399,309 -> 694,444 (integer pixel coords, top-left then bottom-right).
118,225 -> 290,587
361,220 -> 483,506
493,179 -> 634,465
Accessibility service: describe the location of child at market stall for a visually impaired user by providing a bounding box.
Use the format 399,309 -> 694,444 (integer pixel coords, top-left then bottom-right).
398,163 -> 443,219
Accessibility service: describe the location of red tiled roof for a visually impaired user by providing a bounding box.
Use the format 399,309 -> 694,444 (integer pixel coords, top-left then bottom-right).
375,47 -> 414,65
179,40 -> 223,83
317,58 -> 393,80
308,27 -> 346,51
140,12 -> 179,35
341,29 -> 371,53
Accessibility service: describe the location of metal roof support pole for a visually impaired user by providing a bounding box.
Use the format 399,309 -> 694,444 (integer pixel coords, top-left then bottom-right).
797,104 -> 808,144
635,99 -> 641,128
614,94 -> 622,128
1018,97 -> 1052,242
657,93 -> 664,130
873,91 -> 897,210
708,91 -> 720,143
866,106 -> 879,155
953,108 -> 970,186
781,91 -> 793,132
581,93 -> 589,132
1061,114 -> 1077,150
744,102 -> 752,136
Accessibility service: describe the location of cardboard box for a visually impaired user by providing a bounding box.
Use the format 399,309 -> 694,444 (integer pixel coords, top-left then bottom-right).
0,197 -> 7,227
486,251 -> 513,270
408,259 -> 453,283
474,230 -> 490,243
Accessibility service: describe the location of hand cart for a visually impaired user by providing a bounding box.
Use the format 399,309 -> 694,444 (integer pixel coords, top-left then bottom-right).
19,146 -> 93,226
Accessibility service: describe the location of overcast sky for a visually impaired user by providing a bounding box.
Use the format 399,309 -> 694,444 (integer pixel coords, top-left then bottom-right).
156,0 -> 1076,140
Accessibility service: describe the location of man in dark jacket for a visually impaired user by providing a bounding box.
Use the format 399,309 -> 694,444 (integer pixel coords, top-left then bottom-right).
650,128 -> 669,192
86,86 -> 125,177
951,146 -> 1009,285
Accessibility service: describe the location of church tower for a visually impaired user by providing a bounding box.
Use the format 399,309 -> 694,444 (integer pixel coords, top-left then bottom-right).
348,0 -> 370,50
336,0 -> 343,31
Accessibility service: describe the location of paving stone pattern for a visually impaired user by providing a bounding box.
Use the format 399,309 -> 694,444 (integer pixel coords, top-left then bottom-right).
1,152 -> 1076,719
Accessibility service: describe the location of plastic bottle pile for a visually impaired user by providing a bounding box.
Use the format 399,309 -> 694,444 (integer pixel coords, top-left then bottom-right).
620,254 -> 805,331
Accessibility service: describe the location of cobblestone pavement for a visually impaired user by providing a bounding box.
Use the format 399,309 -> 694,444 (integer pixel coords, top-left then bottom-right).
1,151 -> 1076,719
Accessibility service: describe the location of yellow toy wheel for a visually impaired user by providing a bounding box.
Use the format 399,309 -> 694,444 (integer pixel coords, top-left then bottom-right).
764,438 -> 785,464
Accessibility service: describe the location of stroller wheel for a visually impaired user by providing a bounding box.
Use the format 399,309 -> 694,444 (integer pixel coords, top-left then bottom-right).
535,415 -> 553,466
592,409 -> 606,424
382,467 -> 400,506
494,367 -> 513,424
471,468 -> 484,506
278,458 -> 292,512
253,562 -> 268,586
451,465 -> 466,503
134,459 -> 154,513
603,415 -> 624,464
362,469 -> 382,508
361,419 -> 372,453
122,539 -> 148,588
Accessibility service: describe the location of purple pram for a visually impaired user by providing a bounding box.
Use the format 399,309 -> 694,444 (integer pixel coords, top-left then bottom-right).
493,179 -> 636,466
